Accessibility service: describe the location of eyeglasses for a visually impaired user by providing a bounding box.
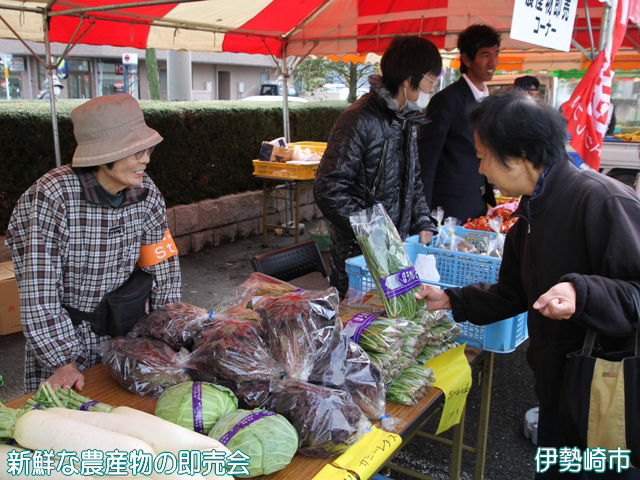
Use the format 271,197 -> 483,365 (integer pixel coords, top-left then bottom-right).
422,73 -> 441,89
134,145 -> 155,160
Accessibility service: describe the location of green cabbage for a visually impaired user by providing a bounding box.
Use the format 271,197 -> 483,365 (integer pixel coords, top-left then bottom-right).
208,408 -> 298,476
154,381 -> 238,434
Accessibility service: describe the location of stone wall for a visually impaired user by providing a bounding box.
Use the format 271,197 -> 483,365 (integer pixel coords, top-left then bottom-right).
167,184 -> 322,254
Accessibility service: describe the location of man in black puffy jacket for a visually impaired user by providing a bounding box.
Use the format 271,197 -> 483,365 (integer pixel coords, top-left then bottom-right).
314,36 -> 441,297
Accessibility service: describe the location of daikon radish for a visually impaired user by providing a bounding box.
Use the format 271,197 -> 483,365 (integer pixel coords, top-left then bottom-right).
48,408 -> 233,480
13,409 -> 157,479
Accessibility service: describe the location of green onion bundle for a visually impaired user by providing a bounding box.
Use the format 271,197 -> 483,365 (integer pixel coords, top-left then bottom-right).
338,306 -> 405,354
386,364 -> 436,406
350,204 -> 425,319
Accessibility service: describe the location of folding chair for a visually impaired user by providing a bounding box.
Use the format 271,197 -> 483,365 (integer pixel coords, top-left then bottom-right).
249,239 -> 330,284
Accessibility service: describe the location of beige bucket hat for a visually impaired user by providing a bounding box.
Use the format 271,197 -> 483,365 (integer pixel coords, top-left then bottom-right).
71,94 -> 163,167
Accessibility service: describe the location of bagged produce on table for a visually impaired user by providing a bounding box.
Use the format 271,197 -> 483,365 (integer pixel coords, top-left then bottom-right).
101,336 -> 191,397
128,302 -> 216,350
401,322 -> 429,360
367,350 -> 404,385
386,364 -> 436,406
234,272 -> 300,308
155,381 -> 238,435
464,203 -> 517,233
434,217 -> 477,253
309,334 -> 388,422
190,307 -> 284,383
254,288 -> 341,381
350,204 -> 425,319
338,305 -> 405,354
271,379 -> 371,457
230,380 -> 276,410
423,318 -> 461,346
416,341 -> 459,364
209,408 -> 298,476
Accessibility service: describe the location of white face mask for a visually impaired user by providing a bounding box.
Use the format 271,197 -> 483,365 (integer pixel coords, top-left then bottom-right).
404,86 -> 430,111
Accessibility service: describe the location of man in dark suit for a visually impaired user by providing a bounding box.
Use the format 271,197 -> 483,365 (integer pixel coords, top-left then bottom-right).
418,24 -> 500,222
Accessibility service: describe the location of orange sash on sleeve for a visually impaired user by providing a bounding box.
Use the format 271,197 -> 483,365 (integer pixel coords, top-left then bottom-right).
138,229 -> 179,267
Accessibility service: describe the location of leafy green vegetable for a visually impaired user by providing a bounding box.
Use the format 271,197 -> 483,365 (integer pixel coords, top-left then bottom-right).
155,381 -> 238,435
17,382 -> 113,416
338,306 -> 405,354
386,364 -> 436,406
208,409 -> 298,476
0,402 -> 18,441
350,204 -> 425,319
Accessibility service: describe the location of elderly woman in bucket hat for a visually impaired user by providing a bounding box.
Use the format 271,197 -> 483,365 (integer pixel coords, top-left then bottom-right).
6,94 -> 182,393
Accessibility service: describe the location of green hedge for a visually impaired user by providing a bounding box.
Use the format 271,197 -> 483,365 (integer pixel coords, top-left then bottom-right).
0,100 -> 348,233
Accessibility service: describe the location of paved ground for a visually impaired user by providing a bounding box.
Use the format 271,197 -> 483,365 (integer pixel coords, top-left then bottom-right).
0,224 -> 539,479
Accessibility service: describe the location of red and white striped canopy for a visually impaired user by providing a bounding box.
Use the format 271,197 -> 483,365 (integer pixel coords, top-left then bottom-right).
0,0 -> 638,58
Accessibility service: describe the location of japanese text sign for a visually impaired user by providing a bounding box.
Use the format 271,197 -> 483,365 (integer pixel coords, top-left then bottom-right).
312,426 -> 402,480
426,343 -> 472,435
510,0 -> 578,51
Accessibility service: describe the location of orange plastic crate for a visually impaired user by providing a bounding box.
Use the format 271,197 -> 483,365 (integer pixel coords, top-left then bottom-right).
252,160 -> 319,180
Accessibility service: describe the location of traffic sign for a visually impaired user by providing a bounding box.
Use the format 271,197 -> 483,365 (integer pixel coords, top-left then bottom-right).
122,53 -> 138,65
115,80 -> 123,89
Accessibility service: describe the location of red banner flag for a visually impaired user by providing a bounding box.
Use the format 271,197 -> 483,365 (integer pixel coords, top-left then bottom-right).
562,0 -> 631,170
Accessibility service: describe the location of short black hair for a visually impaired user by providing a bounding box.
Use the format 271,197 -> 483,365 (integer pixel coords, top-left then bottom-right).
469,90 -> 567,169
380,36 -> 443,96
513,75 -> 540,91
457,24 -> 501,74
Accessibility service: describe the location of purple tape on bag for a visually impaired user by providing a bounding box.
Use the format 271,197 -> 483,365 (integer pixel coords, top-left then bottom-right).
293,288 -> 305,292
192,382 -> 205,434
380,266 -> 421,299
219,411 -> 276,446
80,401 -> 98,411
344,313 -> 377,343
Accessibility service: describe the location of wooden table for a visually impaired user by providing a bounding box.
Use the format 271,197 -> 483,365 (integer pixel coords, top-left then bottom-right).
6,347 -> 493,480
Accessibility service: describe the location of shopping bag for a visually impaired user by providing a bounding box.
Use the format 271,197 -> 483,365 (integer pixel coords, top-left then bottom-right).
558,287 -> 640,468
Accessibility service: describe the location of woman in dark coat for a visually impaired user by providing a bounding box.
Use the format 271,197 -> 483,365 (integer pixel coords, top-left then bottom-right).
314,35 -> 442,297
418,91 -> 640,479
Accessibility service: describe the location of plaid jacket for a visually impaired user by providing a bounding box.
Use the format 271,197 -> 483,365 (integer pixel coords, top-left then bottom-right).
6,165 -> 182,392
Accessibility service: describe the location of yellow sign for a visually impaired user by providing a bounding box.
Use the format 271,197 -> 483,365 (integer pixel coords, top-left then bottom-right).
312,426 -> 402,480
425,343 -> 472,434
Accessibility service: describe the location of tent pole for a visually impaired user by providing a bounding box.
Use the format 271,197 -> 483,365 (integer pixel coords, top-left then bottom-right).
281,44 -> 290,143
43,14 -> 62,167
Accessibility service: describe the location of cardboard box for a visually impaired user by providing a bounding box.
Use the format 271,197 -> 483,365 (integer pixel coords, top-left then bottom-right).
0,261 -> 21,335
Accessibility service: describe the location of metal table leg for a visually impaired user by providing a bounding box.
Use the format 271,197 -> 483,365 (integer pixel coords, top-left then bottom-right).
294,180 -> 301,244
450,407 -> 466,479
474,352 -> 494,480
262,180 -> 269,247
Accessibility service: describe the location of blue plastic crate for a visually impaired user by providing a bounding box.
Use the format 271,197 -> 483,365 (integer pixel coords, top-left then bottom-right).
345,242 -> 528,353
406,226 -> 503,250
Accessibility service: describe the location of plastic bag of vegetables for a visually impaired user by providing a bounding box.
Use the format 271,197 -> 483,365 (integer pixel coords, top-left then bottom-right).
128,302 -> 216,350
233,272 -> 300,308
209,408 -> 298,476
254,288 -> 341,382
386,364 -> 436,406
190,308 -> 284,383
338,305 -> 405,354
309,334 -> 386,420
101,336 -> 191,397
367,350 -> 405,385
349,204 -> 426,319
155,381 -> 238,435
271,379 -> 371,458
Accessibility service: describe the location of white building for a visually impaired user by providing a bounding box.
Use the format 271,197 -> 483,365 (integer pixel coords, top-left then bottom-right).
0,39 -> 278,101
